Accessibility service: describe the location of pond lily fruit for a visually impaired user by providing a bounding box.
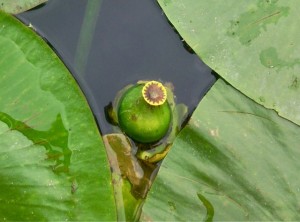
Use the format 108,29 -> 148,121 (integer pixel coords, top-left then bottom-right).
117,81 -> 172,143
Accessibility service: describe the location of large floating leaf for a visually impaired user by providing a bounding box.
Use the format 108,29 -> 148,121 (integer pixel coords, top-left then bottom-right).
158,0 -> 300,125
142,79 -> 300,221
0,12 -> 116,221
0,0 -> 47,14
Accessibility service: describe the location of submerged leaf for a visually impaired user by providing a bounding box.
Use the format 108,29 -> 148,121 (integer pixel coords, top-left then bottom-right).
103,134 -> 146,221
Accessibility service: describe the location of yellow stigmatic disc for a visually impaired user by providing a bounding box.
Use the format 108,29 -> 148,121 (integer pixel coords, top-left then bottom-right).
142,81 -> 167,106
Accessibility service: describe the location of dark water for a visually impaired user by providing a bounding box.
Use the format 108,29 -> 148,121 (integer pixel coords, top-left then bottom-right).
18,0 -> 215,134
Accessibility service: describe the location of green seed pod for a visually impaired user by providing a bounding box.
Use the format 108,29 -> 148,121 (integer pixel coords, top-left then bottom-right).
117,83 -> 171,143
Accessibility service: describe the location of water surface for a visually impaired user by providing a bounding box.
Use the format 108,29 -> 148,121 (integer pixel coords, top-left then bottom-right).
19,0 -> 215,134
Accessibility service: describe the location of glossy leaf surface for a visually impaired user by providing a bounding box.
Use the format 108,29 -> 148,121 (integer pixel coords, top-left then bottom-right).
0,12 -> 116,221
142,79 -> 300,221
158,0 -> 300,126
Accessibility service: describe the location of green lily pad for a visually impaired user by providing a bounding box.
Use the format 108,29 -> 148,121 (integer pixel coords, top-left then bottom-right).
141,79 -> 300,221
0,12 -> 116,221
158,0 -> 300,126
0,0 -> 47,14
